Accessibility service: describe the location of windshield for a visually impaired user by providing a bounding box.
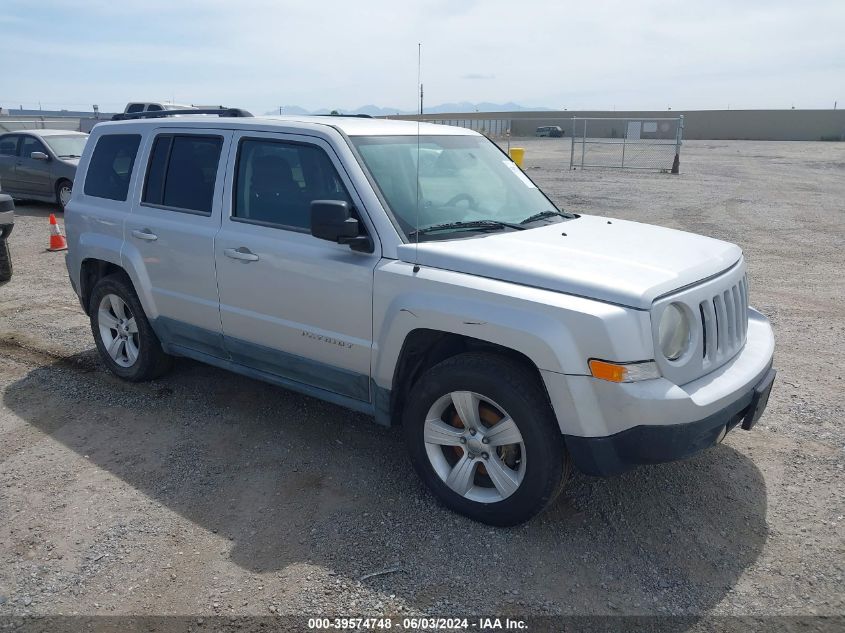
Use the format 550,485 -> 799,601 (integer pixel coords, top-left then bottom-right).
352,134 -> 564,240
43,135 -> 88,158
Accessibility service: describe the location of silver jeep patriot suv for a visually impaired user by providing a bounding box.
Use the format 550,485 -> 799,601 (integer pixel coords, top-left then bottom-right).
65,111 -> 776,525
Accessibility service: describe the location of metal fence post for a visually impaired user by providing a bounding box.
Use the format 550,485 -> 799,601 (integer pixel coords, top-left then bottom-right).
621,118 -> 627,168
569,117 -> 576,170
581,119 -> 587,169
671,114 -> 684,174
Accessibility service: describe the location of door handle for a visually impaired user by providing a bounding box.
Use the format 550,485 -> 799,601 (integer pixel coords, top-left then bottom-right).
131,229 -> 158,241
224,247 -> 259,262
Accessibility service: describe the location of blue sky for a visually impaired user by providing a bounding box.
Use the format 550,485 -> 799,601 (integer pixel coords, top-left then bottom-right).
1,0 -> 843,113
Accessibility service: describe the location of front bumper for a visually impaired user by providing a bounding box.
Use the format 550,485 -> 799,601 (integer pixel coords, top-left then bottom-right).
542,308 -> 776,476
0,210 -> 14,238
565,366 -> 775,476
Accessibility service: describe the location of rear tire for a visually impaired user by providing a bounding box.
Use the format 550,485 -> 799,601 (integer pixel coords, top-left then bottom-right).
89,273 -> 172,381
402,352 -> 568,526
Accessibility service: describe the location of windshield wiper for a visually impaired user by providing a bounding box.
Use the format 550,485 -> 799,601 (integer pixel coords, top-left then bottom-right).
519,210 -> 573,224
59,154 -> 81,158
409,219 -> 527,237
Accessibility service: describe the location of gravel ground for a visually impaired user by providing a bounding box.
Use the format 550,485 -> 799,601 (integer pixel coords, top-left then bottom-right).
0,140 -> 843,621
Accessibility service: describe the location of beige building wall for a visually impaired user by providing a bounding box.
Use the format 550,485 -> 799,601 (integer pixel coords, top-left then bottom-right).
392,110 -> 845,141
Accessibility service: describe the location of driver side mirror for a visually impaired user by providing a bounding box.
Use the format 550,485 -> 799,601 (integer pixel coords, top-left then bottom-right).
310,200 -> 373,253
31,151 -> 49,161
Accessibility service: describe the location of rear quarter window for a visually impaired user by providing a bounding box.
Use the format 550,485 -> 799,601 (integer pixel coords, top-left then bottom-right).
83,134 -> 141,201
0,136 -> 18,156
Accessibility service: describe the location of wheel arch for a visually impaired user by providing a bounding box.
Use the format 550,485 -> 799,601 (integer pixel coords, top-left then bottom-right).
76,232 -> 158,322
383,328 -> 554,428
55,176 -> 72,191
79,257 -> 129,314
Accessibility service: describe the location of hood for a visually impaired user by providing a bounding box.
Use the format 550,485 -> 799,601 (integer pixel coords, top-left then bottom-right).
396,215 -> 742,309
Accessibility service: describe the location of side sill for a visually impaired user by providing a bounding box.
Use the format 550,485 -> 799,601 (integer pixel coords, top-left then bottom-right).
168,343 -> 377,418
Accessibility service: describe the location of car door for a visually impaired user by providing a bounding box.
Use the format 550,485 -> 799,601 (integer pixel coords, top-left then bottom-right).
124,128 -> 231,358
16,135 -> 54,196
214,131 -> 380,403
0,135 -> 20,192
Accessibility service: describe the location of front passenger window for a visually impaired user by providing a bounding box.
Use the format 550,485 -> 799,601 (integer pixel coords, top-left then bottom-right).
20,136 -> 46,158
233,139 -> 352,231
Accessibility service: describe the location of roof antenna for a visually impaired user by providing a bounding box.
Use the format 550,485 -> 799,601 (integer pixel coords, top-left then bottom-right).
413,42 -> 422,274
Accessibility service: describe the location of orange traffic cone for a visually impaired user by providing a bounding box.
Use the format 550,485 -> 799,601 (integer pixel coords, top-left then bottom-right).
48,213 -> 68,252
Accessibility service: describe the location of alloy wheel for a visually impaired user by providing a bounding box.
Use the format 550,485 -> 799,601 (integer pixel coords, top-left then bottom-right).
59,183 -> 72,208
423,391 -> 526,503
97,293 -> 140,367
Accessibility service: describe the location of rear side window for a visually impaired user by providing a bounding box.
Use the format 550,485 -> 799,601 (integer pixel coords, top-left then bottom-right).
142,134 -> 223,215
233,138 -> 351,230
84,134 -> 141,201
0,136 -> 18,156
146,104 -> 163,112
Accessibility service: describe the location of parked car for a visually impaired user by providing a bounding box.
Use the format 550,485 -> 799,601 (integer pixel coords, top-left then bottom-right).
0,130 -> 89,212
123,102 -> 197,114
64,112 -> 776,526
535,125 -> 564,137
0,193 -> 13,285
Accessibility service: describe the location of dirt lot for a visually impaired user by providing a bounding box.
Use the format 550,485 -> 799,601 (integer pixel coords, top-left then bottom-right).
0,140 -> 843,621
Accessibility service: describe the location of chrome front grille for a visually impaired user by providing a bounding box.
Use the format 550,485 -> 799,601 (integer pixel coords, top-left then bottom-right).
651,260 -> 750,385
699,273 -> 749,368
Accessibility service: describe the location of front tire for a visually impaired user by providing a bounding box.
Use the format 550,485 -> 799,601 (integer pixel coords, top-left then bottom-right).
402,353 -> 568,526
56,179 -> 72,213
89,274 -> 172,381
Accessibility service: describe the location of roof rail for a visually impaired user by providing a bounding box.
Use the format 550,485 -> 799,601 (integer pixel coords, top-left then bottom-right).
315,113 -> 374,118
111,108 -> 253,121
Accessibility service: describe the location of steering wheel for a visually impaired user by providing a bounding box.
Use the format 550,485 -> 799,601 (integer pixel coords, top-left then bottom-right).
443,193 -> 478,209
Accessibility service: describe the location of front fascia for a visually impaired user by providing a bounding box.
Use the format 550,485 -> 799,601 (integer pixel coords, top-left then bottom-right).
543,308 -> 775,437
372,259 -> 655,391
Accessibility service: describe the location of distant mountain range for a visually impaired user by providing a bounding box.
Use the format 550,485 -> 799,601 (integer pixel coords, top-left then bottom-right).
264,102 -> 555,116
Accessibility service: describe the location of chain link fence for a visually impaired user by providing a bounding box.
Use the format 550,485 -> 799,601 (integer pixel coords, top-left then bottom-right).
389,115 -> 685,173
569,116 -> 684,173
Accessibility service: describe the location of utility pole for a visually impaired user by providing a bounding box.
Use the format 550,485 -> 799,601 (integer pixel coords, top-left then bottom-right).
279,106 -> 282,115
418,43 -> 423,116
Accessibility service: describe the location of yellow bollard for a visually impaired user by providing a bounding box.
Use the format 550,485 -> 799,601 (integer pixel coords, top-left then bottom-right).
509,147 -> 525,168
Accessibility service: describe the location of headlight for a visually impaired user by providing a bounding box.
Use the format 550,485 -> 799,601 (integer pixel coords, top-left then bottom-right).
658,303 -> 691,361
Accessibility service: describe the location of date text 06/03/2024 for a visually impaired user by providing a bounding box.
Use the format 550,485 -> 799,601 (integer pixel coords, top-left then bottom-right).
306,617 -> 528,630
